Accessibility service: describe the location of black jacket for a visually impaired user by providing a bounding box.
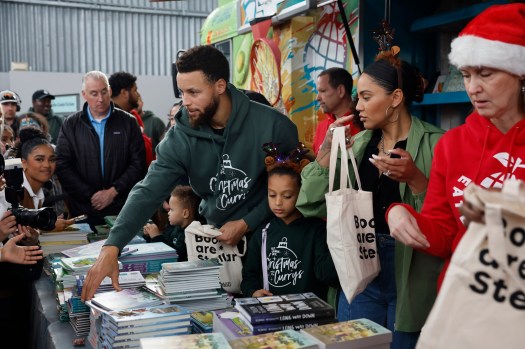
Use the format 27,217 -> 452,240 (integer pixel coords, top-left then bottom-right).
55,102 -> 146,217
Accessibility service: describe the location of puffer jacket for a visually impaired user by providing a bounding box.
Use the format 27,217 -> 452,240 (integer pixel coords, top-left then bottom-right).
55,102 -> 146,217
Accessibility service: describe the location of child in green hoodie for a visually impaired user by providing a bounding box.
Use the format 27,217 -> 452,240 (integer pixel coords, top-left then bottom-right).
241,145 -> 339,300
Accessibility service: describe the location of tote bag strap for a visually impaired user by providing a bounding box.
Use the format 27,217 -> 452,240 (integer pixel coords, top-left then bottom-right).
261,223 -> 271,291
348,147 -> 362,190
328,127 -> 360,193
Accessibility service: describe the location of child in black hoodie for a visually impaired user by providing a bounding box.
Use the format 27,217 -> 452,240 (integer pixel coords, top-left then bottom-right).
143,185 -> 203,262
241,144 -> 338,300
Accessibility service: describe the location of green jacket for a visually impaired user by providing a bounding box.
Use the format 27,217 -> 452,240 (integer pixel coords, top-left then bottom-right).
296,116 -> 444,332
28,107 -> 63,144
142,110 -> 166,154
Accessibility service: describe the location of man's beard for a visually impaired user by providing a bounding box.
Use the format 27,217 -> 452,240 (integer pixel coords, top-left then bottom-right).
129,95 -> 139,110
189,96 -> 219,128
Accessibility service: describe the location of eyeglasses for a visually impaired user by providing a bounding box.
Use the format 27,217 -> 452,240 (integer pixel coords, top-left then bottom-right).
167,114 -> 176,120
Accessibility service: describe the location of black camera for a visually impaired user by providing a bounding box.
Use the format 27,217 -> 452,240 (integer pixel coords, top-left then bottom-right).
0,157 -> 57,231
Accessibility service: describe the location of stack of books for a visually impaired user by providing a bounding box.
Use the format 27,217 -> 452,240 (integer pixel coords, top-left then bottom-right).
229,330 -> 320,349
95,304 -> 192,349
119,242 -> 178,274
39,223 -> 92,255
59,255 -> 123,289
230,293 -> 336,336
159,259 -> 230,312
86,286 -> 169,348
67,271 -> 147,337
300,319 -> 392,349
190,311 -> 214,333
140,333 -> 232,349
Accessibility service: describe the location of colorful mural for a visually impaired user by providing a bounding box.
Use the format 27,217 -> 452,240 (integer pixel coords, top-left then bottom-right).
202,0 -> 360,149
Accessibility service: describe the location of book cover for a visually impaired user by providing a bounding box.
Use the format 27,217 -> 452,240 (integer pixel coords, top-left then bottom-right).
162,259 -> 222,273
300,318 -> 392,349
234,292 -> 335,325
119,242 -> 175,257
90,287 -> 165,311
229,330 -> 319,349
191,311 -> 214,333
61,239 -> 106,257
61,256 -> 98,271
140,332 -> 232,349
212,309 -> 252,341
107,304 -> 190,326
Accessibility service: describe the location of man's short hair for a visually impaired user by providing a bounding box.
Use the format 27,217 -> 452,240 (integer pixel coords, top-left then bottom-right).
82,71 -> 109,91
176,45 -> 229,84
109,71 -> 137,97
318,67 -> 353,98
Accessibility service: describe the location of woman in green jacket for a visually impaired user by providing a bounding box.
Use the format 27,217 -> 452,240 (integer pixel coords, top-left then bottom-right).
296,51 -> 444,349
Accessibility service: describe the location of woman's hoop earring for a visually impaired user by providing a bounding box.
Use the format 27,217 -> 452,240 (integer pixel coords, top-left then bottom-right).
390,111 -> 400,123
384,105 -> 393,119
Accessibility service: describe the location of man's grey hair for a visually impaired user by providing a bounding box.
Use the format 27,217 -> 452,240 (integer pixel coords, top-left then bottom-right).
82,71 -> 110,90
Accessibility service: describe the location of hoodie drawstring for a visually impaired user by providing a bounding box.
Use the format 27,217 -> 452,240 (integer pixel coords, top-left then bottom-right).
506,126 -> 519,179
473,125 -> 490,184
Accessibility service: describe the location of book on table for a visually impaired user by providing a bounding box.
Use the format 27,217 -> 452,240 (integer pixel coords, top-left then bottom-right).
88,286 -> 165,312
234,292 -> 335,325
191,311 -> 214,333
140,332 -> 232,349
105,303 -> 191,328
213,308 -> 335,338
300,318 -> 392,349
212,309 -> 252,341
229,329 -> 319,349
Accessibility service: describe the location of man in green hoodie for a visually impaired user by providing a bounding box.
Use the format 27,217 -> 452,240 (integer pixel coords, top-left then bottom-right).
81,45 -> 299,300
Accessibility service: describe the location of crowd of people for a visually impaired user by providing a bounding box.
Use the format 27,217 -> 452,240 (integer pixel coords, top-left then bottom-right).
0,3 -> 523,349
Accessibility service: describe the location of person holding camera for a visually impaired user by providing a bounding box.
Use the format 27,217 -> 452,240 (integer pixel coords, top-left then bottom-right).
0,128 -> 63,348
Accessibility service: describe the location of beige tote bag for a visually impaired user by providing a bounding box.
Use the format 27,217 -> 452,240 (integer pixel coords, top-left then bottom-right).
325,127 -> 380,303
417,180 -> 525,349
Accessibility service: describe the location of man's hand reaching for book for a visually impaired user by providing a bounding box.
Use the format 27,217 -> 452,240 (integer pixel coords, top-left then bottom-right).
81,245 -> 122,301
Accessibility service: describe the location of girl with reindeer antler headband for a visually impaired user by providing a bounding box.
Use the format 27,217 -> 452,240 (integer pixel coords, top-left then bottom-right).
296,20 -> 445,349
240,143 -> 339,300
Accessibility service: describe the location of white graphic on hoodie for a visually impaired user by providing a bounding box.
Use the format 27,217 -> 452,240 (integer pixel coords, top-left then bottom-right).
209,154 -> 252,211
452,152 -> 524,223
267,237 -> 304,288
480,152 -> 525,188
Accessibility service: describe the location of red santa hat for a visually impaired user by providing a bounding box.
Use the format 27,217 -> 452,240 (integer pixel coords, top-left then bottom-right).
448,3 -> 525,77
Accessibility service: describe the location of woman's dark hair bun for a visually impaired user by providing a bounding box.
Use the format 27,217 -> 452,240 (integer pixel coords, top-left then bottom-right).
19,127 -> 46,144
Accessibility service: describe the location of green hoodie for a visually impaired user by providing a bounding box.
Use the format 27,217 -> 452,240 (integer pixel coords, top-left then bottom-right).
142,110 -> 166,153
241,216 -> 339,300
296,116 -> 444,332
105,84 -> 299,250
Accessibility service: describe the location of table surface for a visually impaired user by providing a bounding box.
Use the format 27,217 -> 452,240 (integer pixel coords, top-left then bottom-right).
33,274 -> 93,349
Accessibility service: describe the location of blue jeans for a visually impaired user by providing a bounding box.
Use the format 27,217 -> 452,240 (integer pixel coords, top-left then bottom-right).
337,234 -> 419,349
